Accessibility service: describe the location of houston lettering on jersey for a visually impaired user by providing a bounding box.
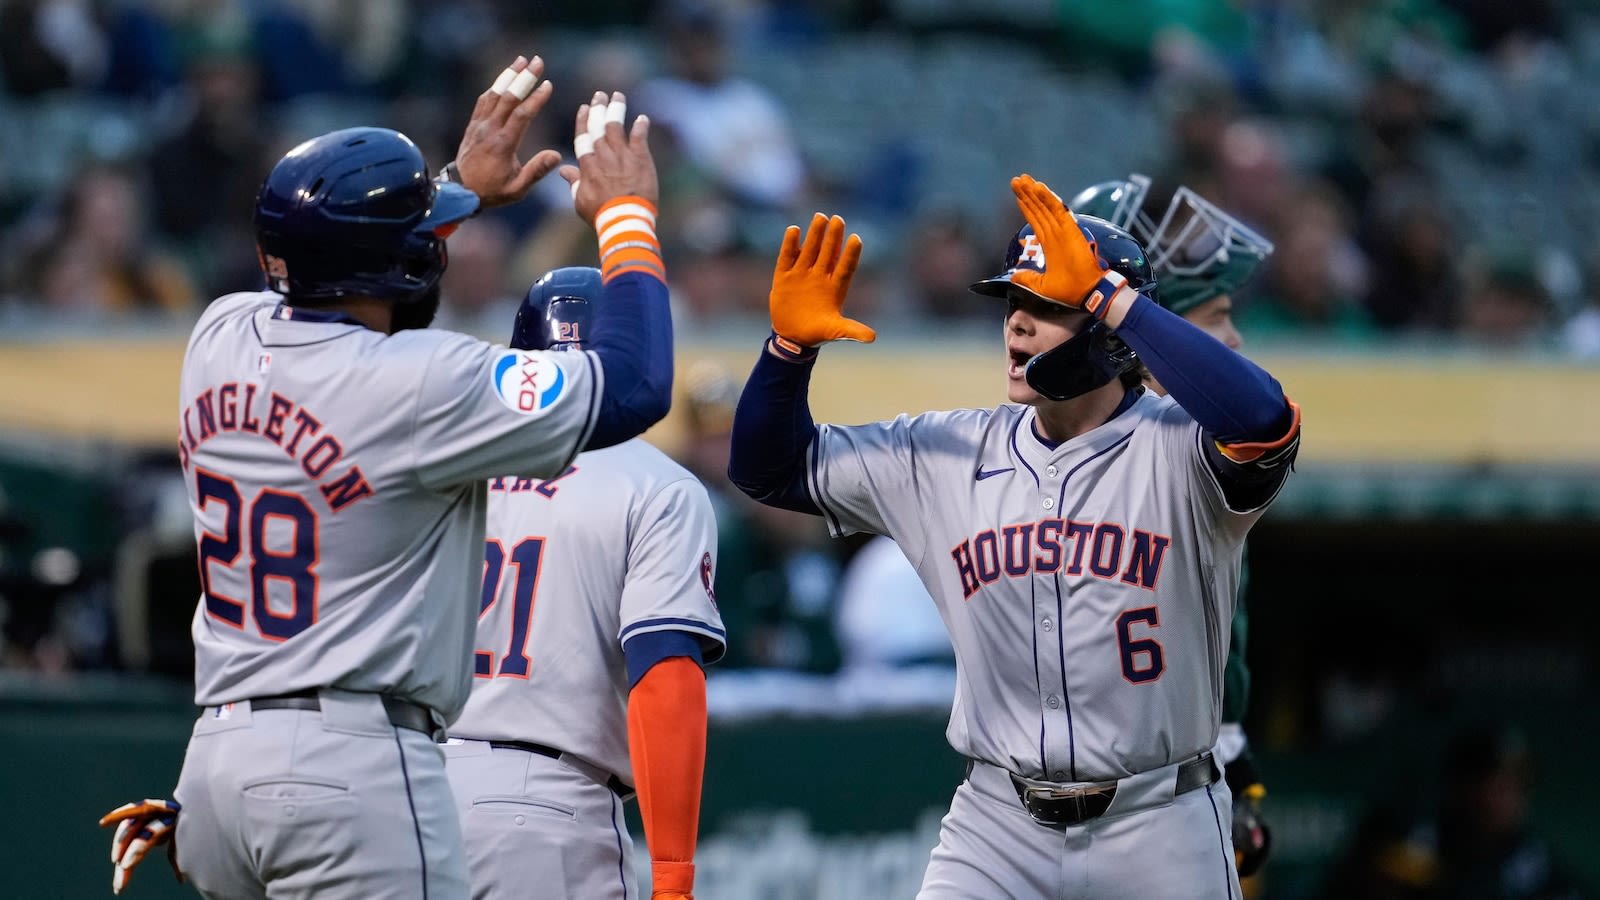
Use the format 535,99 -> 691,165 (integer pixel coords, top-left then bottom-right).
178,382 -> 374,512
950,518 -> 1171,600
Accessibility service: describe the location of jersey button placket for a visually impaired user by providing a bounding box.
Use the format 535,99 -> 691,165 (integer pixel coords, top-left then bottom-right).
1046,465 -> 1058,478
1042,497 -> 1054,510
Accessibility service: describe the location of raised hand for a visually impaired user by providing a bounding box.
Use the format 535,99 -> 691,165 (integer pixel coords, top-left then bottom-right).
453,55 -> 564,209
560,92 -> 658,226
1005,174 -> 1128,319
768,213 -> 875,348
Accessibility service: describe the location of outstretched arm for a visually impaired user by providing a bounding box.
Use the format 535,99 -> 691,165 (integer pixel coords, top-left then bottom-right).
557,92 -> 674,450
727,337 -> 823,514
727,214 -> 873,514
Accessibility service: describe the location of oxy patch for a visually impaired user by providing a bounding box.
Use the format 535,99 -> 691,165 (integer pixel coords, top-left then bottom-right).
492,351 -> 568,416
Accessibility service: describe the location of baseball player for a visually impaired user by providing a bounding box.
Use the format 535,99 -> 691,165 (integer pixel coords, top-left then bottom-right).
99,62 -> 677,898
441,265 -> 725,900
1070,173 -> 1277,878
726,174 -> 1301,899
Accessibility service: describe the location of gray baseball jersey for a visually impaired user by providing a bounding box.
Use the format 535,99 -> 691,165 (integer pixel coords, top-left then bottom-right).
443,439 -> 724,900
808,389 -> 1274,783
178,291 -> 603,721
448,437 -> 726,781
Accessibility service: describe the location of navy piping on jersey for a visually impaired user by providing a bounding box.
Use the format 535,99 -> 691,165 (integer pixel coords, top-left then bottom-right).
392,727 -> 429,899
1205,784 -> 1237,900
573,351 -> 603,464
807,439 -> 843,535
273,302 -> 367,326
1031,576 -> 1045,770
610,792 -> 629,900
1051,427 -> 1137,781
251,302 -> 374,348
1054,574 -> 1073,781
617,616 -> 728,645
1007,419 -> 1051,774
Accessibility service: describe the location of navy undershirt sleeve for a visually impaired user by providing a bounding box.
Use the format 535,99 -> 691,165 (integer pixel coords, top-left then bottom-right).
726,338 -> 823,515
584,272 -> 673,449
622,630 -> 705,689
1114,295 -> 1292,444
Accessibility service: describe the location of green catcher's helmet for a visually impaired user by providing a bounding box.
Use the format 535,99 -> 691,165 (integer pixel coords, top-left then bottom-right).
1069,174 -> 1274,316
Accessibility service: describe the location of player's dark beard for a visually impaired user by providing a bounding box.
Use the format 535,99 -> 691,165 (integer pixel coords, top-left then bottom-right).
391,285 -> 441,332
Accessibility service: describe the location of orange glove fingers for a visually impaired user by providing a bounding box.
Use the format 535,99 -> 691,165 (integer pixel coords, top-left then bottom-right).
816,215 -> 846,274
775,225 -> 802,274
835,233 -> 863,289
795,212 -> 828,269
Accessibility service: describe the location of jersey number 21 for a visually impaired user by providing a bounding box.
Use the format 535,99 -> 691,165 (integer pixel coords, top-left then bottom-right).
475,537 -> 546,678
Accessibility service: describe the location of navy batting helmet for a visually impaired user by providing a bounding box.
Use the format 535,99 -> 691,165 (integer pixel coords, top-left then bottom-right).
970,215 -> 1158,401
511,267 -> 601,351
254,127 -> 478,319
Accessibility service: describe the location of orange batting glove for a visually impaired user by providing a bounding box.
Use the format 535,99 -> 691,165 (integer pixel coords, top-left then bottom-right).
99,798 -> 184,894
768,213 -> 875,349
1006,174 -> 1139,325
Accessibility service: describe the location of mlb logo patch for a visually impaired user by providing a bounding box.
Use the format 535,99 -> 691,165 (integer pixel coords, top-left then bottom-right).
214,702 -> 234,720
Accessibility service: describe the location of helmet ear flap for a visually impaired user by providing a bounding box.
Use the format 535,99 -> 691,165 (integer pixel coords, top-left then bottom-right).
1023,321 -> 1140,402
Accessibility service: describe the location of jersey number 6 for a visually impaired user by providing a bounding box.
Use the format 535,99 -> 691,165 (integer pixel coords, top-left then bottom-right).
475,537 -> 546,679
195,468 -> 319,640
1116,606 -> 1166,684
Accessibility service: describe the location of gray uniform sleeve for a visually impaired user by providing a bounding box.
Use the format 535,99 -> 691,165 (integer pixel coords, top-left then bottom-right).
1156,403 -> 1277,542
808,412 -> 952,565
617,476 -> 727,662
411,335 -> 603,489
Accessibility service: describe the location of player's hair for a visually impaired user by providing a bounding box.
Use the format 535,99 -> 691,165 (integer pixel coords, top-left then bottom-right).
1120,364 -> 1147,391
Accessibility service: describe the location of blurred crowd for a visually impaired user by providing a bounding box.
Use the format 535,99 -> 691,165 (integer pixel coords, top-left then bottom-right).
0,0 -> 1598,352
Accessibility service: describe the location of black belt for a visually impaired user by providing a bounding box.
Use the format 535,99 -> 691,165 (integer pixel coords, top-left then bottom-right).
1007,752 -> 1219,828
248,689 -> 437,737
485,740 -> 635,800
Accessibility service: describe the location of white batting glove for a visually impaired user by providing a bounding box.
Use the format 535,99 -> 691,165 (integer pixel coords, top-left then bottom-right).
99,798 -> 184,894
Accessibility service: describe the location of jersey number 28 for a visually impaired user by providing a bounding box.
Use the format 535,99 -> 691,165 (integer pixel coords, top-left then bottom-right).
475,537 -> 546,678
195,469 -> 318,640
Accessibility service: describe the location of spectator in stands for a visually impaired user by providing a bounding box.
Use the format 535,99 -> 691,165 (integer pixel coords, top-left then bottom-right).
1363,185 -> 1461,331
1559,245 -> 1600,358
888,208 -> 989,321
0,0 -> 107,96
146,24 -> 272,298
15,162 -> 195,316
1320,723 -> 1589,900
434,218 -> 517,337
1240,182 -> 1376,340
638,0 -> 808,210
1460,253 -> 1553,350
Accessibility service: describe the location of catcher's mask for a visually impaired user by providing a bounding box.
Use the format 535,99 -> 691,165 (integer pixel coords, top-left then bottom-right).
512,266 -> 601,352
1070,174 -> 1273,317
970,214 -> 1158,401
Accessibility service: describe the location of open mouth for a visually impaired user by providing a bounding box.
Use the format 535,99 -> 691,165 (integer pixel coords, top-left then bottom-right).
1008,348 -> 1034,379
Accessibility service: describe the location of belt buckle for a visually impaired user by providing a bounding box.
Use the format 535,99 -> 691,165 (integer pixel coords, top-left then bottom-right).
1023,782 -> 1109,826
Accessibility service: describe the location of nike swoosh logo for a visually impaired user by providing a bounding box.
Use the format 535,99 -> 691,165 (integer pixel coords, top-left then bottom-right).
975,467 -> 1014,481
